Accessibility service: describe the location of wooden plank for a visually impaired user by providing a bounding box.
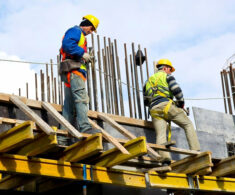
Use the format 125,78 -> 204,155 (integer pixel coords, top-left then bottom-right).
41,101 -> 82,138
94,136 -> 147,167
9,95 -> 55,135
0,92 -> 153,128
16,132 -> 57,156
59,133 -> 103,162
88,118 -> 129,154
210,155 -> 235,177
98,112 -> 161,160
0,121 -> 34,152
171,151 -> 213,175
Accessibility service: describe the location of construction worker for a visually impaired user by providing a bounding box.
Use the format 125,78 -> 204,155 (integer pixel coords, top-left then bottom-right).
59,15 -> 99,134
143,59 -> 200,165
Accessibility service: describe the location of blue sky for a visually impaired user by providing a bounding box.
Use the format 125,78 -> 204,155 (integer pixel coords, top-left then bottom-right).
0,0 -> 235,119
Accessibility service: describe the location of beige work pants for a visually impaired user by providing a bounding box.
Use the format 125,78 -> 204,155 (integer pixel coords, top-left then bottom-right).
151,102 -> 200,161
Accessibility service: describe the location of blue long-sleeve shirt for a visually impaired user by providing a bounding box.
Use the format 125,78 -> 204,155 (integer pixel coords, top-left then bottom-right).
62,25 -> 86,60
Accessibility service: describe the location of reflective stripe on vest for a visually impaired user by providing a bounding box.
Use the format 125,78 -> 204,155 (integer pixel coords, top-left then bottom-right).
64,70 -> 87,88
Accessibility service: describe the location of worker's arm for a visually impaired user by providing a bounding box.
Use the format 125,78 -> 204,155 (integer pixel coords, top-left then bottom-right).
167,75 -> 184,107
62,26 -> 85,58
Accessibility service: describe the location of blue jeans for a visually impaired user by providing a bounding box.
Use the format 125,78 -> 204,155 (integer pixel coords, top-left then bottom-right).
62,72 -> 92,132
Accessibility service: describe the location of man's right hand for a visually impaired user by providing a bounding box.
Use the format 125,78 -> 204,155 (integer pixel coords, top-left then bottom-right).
82,53 -> 92,62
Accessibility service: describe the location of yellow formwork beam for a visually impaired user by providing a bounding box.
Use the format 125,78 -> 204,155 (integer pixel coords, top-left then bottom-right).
1,154 -> 235,192
16,132 -> 57,156
149,172 -> 235,193
94,136 -> 147,167
0,121 -> 34,152
0,153 -> 146,188
60,133 -> 103,162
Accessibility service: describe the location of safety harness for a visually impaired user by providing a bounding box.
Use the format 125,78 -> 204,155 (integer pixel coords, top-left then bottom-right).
146,72 -> 173,141
60,27 -> 88,88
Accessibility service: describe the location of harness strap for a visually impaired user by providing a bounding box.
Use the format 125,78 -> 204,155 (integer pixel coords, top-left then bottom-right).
150,100 -> 173,141
65,70 -> 86,88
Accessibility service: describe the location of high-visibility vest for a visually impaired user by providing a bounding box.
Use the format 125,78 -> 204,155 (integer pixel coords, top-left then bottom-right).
144,71 -> 173,102
60,30 -> 88,88
60,30 -> 87,71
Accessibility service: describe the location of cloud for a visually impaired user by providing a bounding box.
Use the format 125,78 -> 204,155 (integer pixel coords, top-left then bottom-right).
0,51 -> 36,98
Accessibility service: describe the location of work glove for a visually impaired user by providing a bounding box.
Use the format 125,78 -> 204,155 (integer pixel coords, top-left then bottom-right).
82,53 -> 92,62
176,100 -> 185,108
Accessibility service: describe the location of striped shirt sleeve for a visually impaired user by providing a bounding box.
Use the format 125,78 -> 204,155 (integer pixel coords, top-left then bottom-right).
166,75 -> 184,101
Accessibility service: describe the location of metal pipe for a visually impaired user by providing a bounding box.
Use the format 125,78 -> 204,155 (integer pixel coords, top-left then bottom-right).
26,82 -> 28,98
102,48 -> 110,113
138,44 -> 147,120
124,43 -> 133,118
35,73 -> 38,101
130,54 -> 137,118
229,64 -> 235,110
144,48 -> 150,79
220,71 -> 227,113
223,70 -> 233,114
91,34 -> 98,111
115,39 -> 124,116
46,63 -> 50,102
97,35 -> 105,113
132,43 -> 142,119
50,59 -> 54,103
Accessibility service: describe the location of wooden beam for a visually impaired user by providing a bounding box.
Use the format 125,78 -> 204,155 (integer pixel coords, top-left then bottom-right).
41,102 -> 83,139
0,116 -> 199,156
171,151 -> 213,175
0,92 -> 153,129
59,133 -> 103,162
88,118 -> 130,155
98,112 -> 161,160
9,95 -> 55,135
0,121 -> 34,152
210,155 -> 235,177
94,136 -> 147,167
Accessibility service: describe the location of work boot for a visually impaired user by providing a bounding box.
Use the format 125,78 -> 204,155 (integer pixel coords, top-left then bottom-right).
82,128 -> 101,135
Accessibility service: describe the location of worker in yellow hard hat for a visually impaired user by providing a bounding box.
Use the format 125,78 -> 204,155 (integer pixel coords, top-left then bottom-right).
143,59 -> 200,166
59,15 -> 100,135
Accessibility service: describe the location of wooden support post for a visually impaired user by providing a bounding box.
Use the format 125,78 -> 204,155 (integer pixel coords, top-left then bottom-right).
171,151 -> 213,175
41,102 -> 83,138
9,95 -> 55,135
0,121 -> 34,152
94,136 -> 147,167
98,113 -> 161,160
88,118 -> 129,154
59,133 -> 103,162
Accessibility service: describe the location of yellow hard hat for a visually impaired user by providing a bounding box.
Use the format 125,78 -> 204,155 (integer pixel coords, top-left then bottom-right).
157,59 -> 175,72
83,14 -> 99,32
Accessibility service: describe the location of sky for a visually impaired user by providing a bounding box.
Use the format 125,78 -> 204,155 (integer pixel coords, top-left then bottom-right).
0,0 -> 235,121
